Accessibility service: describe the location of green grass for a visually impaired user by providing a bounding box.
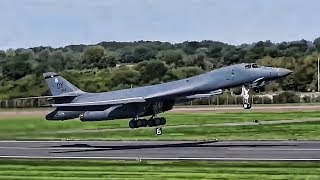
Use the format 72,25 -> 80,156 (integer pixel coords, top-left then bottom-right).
0,159 -> 319,179
175,103 -> 320,107
0,111 -> 320,140
29,121 -> 319,140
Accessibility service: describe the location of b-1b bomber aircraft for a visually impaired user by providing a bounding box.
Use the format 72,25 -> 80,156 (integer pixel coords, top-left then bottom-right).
35,63 -> 291,129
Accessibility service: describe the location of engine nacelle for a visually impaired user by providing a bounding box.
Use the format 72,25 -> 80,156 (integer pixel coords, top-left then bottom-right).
46,110 -> 82,120
80,104 -> 145,121
79,111 -> 113,121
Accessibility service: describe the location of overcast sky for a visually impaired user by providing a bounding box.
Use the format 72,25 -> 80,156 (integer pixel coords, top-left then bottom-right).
0,0 -> 320,50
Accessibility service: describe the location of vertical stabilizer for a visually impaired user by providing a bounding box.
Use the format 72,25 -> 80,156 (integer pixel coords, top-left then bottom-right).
43,72 -> 83,96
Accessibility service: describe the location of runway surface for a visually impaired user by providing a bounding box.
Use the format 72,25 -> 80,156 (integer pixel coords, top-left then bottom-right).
0,140 -> 320,161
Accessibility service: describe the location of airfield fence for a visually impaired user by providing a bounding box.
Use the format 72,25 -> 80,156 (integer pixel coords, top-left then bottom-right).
1,91 -> 320,108
0,98 -> 48,108
189,91 -> 320,106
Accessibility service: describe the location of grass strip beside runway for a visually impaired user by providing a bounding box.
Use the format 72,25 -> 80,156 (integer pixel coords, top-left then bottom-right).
41,121 -> 320,140
0,111 -> 320,140
0,159 -> 319,179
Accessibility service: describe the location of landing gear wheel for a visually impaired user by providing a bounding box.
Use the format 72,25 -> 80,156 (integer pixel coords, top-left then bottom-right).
129,120 -> 136,129
154,118 -> 161,126
147,119 -> 155,127
243,103 -> 252,109
136,119 -> 143,127
141,119 -> 148,127
159,117 -> 166,125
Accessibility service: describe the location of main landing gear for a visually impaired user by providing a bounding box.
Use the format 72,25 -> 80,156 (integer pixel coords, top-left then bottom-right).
241,85 -> 252,109
129,117 -> 167,129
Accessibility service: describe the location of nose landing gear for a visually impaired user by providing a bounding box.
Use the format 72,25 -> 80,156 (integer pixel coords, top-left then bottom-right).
241,85 -> 252,109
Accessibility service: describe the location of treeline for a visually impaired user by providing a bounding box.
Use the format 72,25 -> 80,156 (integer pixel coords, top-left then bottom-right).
1,38 -> 320,99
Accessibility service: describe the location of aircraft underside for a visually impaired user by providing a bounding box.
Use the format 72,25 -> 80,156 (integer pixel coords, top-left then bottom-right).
46,100 -> 175,129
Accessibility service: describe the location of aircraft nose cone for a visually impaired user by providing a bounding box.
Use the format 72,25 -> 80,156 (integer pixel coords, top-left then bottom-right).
277,68 -> 292,77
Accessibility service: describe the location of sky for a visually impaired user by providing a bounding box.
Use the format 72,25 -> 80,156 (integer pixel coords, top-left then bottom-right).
0,0 -> 320,50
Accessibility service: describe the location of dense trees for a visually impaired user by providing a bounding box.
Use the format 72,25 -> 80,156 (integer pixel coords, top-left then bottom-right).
1,38 -> 320,99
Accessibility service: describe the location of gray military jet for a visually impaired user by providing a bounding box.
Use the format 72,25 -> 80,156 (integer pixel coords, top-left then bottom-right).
40,63 -> 291,128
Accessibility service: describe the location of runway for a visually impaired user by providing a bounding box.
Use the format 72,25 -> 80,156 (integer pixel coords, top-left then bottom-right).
0,140 -> 320,161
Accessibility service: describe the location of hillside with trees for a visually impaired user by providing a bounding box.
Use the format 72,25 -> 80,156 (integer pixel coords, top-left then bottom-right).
1,38 -> 320,100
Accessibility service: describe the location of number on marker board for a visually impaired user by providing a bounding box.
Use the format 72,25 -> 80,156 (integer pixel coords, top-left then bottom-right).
156,128 -> 162,135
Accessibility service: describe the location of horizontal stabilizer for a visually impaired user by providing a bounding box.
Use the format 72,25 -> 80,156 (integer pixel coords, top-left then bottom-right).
52,97 -> 146,107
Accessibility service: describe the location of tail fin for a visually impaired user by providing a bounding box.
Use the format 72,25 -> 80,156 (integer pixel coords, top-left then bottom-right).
43,72 -> 83,96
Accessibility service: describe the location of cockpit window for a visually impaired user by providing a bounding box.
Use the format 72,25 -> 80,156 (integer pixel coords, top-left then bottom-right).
252,64 -> 259,68
245,65 -> 251,69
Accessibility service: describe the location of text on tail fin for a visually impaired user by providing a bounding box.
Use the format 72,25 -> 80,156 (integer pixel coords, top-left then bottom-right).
43,72 -> 83,96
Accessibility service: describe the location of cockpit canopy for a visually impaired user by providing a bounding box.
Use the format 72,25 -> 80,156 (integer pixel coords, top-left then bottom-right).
245,63 -> 260,69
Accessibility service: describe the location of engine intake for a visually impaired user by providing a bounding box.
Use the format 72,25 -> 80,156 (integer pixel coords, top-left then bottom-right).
46,110 -> 82,120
